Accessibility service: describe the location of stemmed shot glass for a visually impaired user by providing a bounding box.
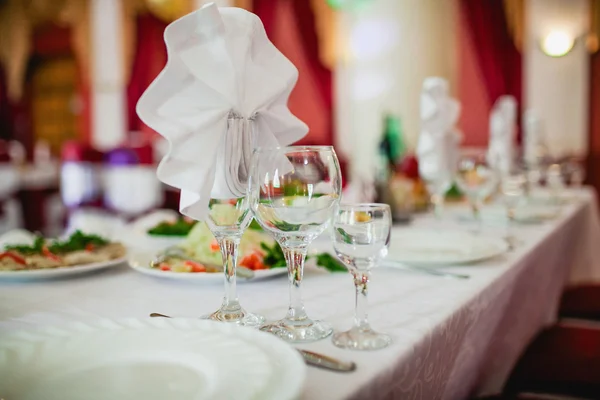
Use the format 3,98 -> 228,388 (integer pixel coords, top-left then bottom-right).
500,169 -> 527,249
455,151 -> 498,232
202,197 -> 264,326
248,146 -> 342,343
332,204 -> 392,350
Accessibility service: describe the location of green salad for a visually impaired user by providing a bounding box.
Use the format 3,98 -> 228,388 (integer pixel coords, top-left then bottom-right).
147,218 -> 197,236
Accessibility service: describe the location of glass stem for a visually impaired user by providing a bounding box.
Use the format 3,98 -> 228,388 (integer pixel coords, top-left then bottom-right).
282,246 -> 308,322
353,270 -> 370,331
506,207 -> 516,249
471,199 -> 482,232
432,193 -> 444,220
218,236 -> 240,309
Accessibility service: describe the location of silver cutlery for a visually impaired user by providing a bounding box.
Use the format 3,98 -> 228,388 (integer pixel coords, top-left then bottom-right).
383,261 -> 470,280
149,313 -> 356,372
151,247 -> 255,279
297,349 -> 356,372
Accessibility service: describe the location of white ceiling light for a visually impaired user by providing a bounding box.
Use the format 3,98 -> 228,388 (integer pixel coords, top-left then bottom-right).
540,31 -> 575,57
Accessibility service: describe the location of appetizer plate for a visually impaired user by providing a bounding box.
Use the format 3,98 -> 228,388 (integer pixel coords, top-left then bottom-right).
0,257 -> 126,280
128,252 -> 287,282
0,318 -> 305,400
386,229 -> 508,267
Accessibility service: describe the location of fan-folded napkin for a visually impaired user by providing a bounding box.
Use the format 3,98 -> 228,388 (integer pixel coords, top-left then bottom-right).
416,77 -> 461,183
487,95 -> 517,174
136,3 -> 308,220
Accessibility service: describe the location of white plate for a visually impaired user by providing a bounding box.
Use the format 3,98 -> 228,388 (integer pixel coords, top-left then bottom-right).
128,253 -> 287,282
456,204 -> 560,224
0,257 -> 126,280
0,318 -> 305,400
386,229 -> 508,266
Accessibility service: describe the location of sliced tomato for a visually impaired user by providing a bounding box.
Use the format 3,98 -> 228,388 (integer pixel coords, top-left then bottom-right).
0,252 -> 26,265
85,243 -> 95,252
42,246 -> 61,262
240,252 -> 263,270
159,263 -> 171,271
209,239 -> 220,252
184,260 -> 206,273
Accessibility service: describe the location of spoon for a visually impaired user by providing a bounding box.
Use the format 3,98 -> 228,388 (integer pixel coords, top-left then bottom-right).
149,313 -> 356,372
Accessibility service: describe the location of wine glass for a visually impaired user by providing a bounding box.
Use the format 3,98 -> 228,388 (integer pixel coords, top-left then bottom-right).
202,197 -> 265,326
419,164 -> 453,220
455,151 -> 498,232
332,203 -> 392,350
248,146 -> 342,343
500,169 -> 527,249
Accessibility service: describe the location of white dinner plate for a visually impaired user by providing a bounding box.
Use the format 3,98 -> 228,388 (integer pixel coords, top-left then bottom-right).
0,318 -> 305,400
386,229 -> 508,267
0,257 -> 126,280
128,252 -> 287,282
456,204 -> 561,224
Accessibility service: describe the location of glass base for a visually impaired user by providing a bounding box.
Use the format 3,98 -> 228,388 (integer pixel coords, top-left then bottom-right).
201,306 -> 265,328
332,327 -> 392,351
260,318 -> 332,343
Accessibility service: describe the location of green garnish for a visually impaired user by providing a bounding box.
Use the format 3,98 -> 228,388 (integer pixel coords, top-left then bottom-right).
336,228 -> 354,244
260,242 -> 287,268
147,218 -> 197,236
248,219 -> 263,231
259,240 -> 346,273
313,253 -> 347,272
4,230 -> 109,255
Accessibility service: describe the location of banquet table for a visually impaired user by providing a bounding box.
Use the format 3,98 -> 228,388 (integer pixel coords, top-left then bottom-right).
1,188 -> 600,400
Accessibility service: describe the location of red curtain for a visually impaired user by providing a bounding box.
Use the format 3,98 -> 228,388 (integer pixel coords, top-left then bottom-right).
586,52 -> 600,190
126,13 -> 168,135
253,0 -> 334,147
460,0 -> 522,131
291,0 -> 333,146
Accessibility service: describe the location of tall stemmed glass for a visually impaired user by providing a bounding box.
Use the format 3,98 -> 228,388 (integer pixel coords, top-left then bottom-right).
500,169 -> 527,250
248,146 -> 342,343
202,112 -> 264,327
332,203 -> 392,350
455,151 -> 498,232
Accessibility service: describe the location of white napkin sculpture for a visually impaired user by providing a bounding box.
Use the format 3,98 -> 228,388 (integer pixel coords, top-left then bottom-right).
416,77 -> 461,184
136,3 -> 308,220
487,95 -> 517,174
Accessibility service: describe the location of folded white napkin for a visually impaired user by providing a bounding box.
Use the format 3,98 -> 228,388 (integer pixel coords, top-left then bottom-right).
136,3 -> 308,220
487,95 -> 517,173
416,77 -> 461,184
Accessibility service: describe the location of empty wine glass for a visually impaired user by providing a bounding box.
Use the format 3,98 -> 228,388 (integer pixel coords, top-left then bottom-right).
202,197 -> 265,326
419,162 -> 453,220
455,151 -> 498,232
248,146 -> 342,343
332,203 -> 392,350
500,169 -> 527,249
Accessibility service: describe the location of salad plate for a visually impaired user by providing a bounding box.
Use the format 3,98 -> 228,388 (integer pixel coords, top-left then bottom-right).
0,230 -> 127,280
385,229 -> 508,267
128,252 -> 287,282
0,257 -> 126,280
0,318 -> 306,400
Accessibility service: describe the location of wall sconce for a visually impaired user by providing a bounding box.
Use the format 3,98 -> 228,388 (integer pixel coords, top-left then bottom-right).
540,30 -> 575,57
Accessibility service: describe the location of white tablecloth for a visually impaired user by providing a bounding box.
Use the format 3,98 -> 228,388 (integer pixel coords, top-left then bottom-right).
1,189 -> 599,400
